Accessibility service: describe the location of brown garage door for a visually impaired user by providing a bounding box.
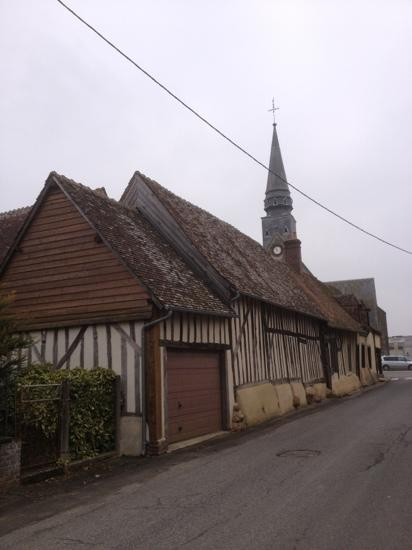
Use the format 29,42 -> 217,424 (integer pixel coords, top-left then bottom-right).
167,349 -> 223,444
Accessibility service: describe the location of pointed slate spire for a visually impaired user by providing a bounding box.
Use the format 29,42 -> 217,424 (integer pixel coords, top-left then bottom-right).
265,122 -> 289,197
262,121 -> 296,250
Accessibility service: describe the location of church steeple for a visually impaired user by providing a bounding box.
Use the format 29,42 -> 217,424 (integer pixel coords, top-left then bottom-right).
262,118 -> 296,251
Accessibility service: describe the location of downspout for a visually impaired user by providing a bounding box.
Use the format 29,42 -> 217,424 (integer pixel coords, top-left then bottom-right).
230,291 -> 240,308
141,308 -> 173,456
228,291 -> 241,423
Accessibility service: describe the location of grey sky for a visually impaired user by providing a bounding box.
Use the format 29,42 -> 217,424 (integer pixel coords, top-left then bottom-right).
1,0 -> 411,335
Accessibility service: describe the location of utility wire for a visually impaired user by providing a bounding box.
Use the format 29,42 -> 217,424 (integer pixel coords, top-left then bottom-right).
56,0 -> 412,256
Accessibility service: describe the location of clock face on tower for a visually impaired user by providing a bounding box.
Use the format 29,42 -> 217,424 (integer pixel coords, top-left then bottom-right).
273,245 -> 283,256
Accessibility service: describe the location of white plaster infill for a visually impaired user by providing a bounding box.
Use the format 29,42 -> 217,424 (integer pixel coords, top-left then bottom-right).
167,431 -> 227,453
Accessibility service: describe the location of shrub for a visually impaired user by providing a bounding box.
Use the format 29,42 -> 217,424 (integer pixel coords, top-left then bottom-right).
17,364 -> 117,460
0,290 -> 32,440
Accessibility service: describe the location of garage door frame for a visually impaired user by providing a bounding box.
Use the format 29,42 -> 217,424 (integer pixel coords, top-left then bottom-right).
164,343 -> 230,444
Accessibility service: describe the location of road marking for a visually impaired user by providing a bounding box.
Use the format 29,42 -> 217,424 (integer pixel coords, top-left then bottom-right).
391,378 -> 399,381
405,377 -> 412,380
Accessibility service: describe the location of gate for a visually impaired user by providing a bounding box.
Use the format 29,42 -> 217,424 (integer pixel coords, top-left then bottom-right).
0,384 -> 16,441
19,383 -> 63,472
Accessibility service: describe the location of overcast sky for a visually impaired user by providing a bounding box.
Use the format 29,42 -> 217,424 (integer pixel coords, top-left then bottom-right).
1,1 -> 411,335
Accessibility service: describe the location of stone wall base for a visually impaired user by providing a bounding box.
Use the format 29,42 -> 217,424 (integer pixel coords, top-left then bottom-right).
235,380 -> 310,428
0,439 -> 21,489
332,372 -> 361,396
359,367 -> 377,387
119,416 -> 143,456
236,383 -> 281,426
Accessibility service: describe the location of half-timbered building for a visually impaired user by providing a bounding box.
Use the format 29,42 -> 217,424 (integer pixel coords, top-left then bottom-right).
260,118 -> 368,397
120,170 -> 364,447
2,114 -> 376,455
0,173 -> 233,455
1,162 -> 369,454
325,287 -> 382,384
297,268 -> 364,395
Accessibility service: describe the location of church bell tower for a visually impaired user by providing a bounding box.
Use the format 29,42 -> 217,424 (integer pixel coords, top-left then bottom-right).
262,114 -> 296,257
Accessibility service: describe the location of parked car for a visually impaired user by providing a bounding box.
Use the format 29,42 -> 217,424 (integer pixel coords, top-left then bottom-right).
381,355 -> 412,371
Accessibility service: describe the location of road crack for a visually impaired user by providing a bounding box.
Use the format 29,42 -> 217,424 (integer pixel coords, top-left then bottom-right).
365,426 -> 411,471
56,537 -> 99,547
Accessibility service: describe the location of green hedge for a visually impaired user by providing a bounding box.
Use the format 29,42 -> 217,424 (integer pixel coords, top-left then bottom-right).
18,364 -> 117,460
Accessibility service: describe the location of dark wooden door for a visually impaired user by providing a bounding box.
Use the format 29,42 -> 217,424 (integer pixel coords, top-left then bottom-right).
375,347 -> 382,375
167,349 -> 223,444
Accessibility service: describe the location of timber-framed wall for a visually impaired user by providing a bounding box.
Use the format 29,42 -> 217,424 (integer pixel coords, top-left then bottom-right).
147,299 -> 333,452
230,297 -> 325,388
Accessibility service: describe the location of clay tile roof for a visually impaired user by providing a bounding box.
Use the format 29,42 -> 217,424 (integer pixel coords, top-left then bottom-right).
53,174 -> 231,316
93,187 -> 108,198
296,267 -> 362,332
130,172 -> 326,321
0,206 -> 31,264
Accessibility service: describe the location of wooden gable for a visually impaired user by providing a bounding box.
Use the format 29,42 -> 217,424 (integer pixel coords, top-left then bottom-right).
1,185 -> 152,329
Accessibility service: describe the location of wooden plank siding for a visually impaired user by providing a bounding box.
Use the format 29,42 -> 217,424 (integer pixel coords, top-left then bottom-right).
23,321 -> 143,414
1,186 -> 152,328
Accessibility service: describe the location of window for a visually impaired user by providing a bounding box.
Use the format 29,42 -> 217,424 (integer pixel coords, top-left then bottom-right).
367,347 -> 372,369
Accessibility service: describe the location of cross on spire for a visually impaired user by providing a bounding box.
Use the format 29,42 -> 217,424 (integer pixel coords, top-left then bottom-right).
268,98 -> 279,123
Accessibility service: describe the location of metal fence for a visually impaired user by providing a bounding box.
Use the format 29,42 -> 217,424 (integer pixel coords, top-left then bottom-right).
19,382 -> 63,472
1,375 -> 121,474
17,376 -> 120,473
0,383 -> 16,442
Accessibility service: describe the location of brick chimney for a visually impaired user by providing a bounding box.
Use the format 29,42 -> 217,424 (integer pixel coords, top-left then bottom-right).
284,239 -> 302,273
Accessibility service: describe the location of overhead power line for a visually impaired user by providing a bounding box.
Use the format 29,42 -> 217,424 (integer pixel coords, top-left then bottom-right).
56,0 -> 412,256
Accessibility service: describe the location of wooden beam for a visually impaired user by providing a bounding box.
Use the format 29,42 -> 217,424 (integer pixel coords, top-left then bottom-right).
265,325 -> 321,341
56,326 -> 87,369
146,322 -> 164,453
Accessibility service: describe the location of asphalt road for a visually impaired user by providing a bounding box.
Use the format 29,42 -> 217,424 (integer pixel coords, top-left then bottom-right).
384,369 -> 412,380
2,380 -> 412,550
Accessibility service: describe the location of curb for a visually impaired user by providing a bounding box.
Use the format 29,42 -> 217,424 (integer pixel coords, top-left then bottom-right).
21,451 -> 119,485
168,378 -> 390,455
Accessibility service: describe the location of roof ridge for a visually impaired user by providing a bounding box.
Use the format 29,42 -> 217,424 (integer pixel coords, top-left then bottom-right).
0,206 -> 31,219
53,172 -> 140,217
327,277 -> 375,283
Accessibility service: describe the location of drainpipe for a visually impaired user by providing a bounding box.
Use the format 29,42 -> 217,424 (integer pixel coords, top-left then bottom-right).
141,308 -> 173,455
227,291 -> 240,428
230,291 -> 240,308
